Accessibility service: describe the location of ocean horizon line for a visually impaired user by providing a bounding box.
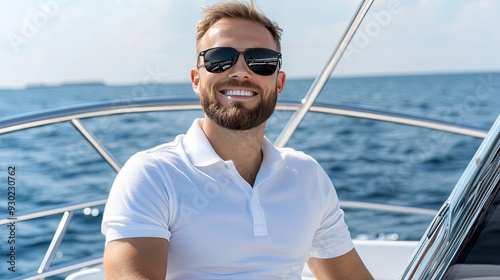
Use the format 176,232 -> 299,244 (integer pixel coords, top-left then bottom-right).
1,70 -> 499,91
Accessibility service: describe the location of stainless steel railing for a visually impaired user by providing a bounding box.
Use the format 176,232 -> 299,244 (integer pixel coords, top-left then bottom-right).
0,97 -> 488,279
1,0 -> 492,277
274,0 -> 375,148
0,98 -> 487,173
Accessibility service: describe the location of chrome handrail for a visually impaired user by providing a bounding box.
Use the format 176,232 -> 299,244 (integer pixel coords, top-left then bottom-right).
71,119 -> 121,172
0,197 -> 435,279
13,257 -> 103,280
0,98 -> 489,279
340,201 -> 437,216
38,211 -> 74,275
0,198 -> 436,228
308,102 -> 487,138
0,98 -> 487,138
0,199 -> 106,224
0,97 -> 202,134
274,0 -> 374,148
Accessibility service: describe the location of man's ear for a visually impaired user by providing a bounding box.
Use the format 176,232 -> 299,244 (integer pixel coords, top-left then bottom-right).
191,68 -> 201,96
276,71 -> 286,94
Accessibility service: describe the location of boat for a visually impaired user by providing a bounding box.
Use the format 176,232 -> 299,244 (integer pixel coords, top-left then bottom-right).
1,0 -> 499,279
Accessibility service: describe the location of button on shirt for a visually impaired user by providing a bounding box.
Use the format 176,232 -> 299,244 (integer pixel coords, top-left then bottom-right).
102,118 -> 353,279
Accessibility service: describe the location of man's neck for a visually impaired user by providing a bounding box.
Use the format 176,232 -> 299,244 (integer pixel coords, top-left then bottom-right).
201,118 -> 265,186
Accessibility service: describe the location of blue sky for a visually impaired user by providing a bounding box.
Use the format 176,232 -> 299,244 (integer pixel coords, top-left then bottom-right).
1,0 -> 499,89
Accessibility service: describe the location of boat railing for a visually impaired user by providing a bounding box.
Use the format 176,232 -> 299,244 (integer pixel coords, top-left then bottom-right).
0,97 -> 488,279
274,0 -> 374,148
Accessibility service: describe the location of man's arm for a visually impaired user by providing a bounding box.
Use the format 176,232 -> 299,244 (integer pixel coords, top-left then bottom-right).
104,237 -> 169,280
307,248 -> 373,280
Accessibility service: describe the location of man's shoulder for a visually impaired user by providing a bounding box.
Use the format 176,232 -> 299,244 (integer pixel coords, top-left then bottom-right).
277,146 -> 319,166
143,135 -> 184,153
277,146 -> 311,158
129,134 -> 187,164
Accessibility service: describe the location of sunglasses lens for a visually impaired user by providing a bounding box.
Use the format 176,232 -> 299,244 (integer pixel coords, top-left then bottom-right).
245,48 -> 280,76
203,48 -> 238,73
201,47 -> 281,76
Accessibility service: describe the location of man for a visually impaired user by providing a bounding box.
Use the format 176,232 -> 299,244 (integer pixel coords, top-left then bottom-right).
102,1 -> 373,279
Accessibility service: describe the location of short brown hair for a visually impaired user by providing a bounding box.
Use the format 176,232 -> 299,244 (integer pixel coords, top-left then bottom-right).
195,1 -> 283,51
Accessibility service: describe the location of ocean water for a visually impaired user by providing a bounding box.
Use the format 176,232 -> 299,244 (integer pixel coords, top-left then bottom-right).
0,73 -> 499,279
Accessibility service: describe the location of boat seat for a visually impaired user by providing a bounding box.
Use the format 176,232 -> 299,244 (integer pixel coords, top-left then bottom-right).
65,240 -> 419,280
445,264 -> 500,279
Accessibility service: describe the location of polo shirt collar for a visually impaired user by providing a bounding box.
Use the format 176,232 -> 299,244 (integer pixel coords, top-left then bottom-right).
183,119 -> 221,167
182,118 -> 284,168
261,134 -> 285,169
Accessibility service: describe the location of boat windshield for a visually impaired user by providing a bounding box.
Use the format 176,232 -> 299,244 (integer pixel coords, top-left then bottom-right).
444,185 -> 500,279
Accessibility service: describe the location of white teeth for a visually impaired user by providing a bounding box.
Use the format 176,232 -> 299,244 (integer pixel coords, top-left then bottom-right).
224,90 -> 254,97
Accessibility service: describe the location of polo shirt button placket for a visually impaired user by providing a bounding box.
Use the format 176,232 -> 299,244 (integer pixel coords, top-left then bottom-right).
222,160 -> 268,237
250,190 -> 268,237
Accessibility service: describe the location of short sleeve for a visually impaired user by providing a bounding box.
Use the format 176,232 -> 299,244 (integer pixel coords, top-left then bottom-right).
101,153 -> 174,244
310,167 -> 354,258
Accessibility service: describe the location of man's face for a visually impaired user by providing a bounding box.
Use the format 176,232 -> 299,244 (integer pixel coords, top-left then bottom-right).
191,18 -> 286,130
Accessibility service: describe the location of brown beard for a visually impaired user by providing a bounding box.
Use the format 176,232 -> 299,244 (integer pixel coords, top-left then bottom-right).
200,79 -> 277,130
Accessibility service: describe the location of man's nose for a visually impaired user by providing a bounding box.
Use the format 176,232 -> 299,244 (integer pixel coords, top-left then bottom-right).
227,54 -> 252,79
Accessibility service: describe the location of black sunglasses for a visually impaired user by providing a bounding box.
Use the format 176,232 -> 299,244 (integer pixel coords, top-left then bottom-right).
198,47 -> 282,76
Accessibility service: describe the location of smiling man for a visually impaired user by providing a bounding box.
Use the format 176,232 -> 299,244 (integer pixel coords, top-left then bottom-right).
102,1 -> 372,279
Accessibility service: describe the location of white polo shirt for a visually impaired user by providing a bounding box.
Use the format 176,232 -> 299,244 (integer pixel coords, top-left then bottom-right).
102,118 -> 353,279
